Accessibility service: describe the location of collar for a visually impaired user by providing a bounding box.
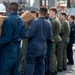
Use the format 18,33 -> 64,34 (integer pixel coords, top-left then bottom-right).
70,21 -> 74,24
39,17 -> 45,19
9,12 -> 19,16
62,19 -> 66,22
48,17 -> 52,21
70,21 -> 75,25
52,17 -> 56,20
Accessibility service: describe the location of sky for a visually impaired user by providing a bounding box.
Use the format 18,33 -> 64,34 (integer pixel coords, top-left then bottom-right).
30,0 -> 34,6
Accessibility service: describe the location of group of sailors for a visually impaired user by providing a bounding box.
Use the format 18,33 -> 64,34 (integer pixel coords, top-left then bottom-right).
0,2 -> 75,75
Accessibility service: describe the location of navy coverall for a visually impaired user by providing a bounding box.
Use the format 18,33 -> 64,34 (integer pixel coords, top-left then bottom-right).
67,22 -> 75,64
24,17 -> 53,75
0,12 -> 26,75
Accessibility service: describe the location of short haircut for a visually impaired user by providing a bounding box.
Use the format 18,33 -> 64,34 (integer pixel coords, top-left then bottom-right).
31,10 -> 37,13
60,11 -> 67,17
10,2 -> 18,11
39,7 -> 48,16
49,7 -> 57,14
70,15 -> 75,20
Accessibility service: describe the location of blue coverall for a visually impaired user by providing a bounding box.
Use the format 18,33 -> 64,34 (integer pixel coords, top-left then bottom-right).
67,22 -> 75,64
0,12 -> 26,75
24,17 -> 53,75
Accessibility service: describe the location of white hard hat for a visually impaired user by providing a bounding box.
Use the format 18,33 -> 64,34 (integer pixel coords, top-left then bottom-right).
0,4 -> 6,13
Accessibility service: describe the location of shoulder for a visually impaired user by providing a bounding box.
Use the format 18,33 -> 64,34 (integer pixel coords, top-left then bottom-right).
72,22 -> 75,26
35,18 -> 52,27
62,20 -> 69,26
19,16 -> 25,23
4,16 -> 11,23
34,18 -> 42,23
3,17 -> 12,28
62,21 -> 70,29
30,18 -> 36,24
28,19 -> 36,27
52,18 -> 60,24
52,18 -> 60,27
46,19 -> 52,25
44,19 -> 52,28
